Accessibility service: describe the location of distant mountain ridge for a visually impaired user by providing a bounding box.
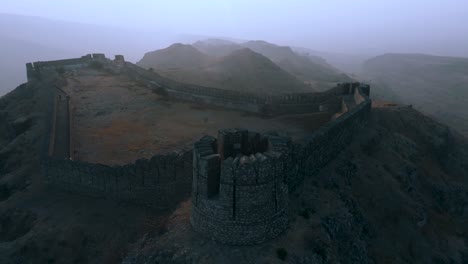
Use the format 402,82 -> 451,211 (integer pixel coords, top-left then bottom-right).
193,39 -> 351,85
138,44 -> 311,95
138,39 -> 353,94
137,43 -> 209,70
362,53 -> 468,136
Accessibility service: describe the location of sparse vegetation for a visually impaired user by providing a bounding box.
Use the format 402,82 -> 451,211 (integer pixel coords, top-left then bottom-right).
276,248 -> 288,261
298,208 -> 310,219
89,61 -> 103,69
0,184 -> 13,202
56,67 -> 66,74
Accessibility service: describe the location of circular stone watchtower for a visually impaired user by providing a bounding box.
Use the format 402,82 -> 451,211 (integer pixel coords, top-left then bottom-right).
190,128 -> 289,245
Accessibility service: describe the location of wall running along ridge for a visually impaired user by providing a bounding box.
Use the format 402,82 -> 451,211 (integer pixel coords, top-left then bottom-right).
123,62 -> 344,116
44,152 -> 193,208
189,83 -> 371,244
286,82 -> 371,190
26,53 -> 110,82
29,55 -> 371,215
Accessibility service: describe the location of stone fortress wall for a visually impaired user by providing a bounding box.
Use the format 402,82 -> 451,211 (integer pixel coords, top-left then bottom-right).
123,62 -> 345,115
190,130 -> 290,244
33,55 -> 194,208
27,54 -> 371,213
285,83 -> 371,190
189,84 -> 371,244
26,54 -> 109,81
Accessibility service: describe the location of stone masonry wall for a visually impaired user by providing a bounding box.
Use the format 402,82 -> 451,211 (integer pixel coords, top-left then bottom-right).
286,83 -> 372,189
39,63 -> 193,208
190,130 -> 290,244
123,62 -> 345,116
26,54 -> 109,82
45,151 -> 193,208
190,83 -> 371,244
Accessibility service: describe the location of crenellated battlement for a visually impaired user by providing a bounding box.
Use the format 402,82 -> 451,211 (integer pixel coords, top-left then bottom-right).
190,129 -> 290,244
25,53 -> 127,82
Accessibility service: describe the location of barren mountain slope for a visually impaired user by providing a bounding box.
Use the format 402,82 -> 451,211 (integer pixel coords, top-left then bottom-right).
362,53 -> 468,136
242,40 -> 351,85
137,43 -> 210,71
123,106 -> 468,264
0,77 -> 172,264
192,39 -> 243,58
1,69 -> 467,263
138,44 -> 313,95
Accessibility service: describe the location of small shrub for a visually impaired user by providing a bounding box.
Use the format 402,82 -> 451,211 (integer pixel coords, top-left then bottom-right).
276,248 -> 288,261
314,245 -> 327,261
89,61 -> 103,69
152,87 -> 168,96
56,67 -> 66,74
299,209 -> 310,219
148,67 -> 154,72
0,184 -> 13,202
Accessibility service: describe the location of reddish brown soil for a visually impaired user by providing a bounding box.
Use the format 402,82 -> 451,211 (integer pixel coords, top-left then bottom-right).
63,69 -> 331,165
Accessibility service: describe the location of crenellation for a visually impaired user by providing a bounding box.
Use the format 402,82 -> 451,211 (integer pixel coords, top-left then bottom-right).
190,129 -> 290,244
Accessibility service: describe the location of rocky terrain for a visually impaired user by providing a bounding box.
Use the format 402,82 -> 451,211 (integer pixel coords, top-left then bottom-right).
362,53 -> 468,137
123,105 -> 468,264
0,75 -> 176,264
1,71 -> 467,263
0,49 -> 467,263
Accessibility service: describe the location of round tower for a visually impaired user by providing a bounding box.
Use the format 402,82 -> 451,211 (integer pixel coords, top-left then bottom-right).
190,128 -> 289,245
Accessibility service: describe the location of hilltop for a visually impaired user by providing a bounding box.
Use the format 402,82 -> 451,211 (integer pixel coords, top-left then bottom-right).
362,53 -> 468,136
137,43 -> 209,70
138,43 -> 312,95
192,38 -> 242,57
242,40 -> 349,83
193,39 -> 351,88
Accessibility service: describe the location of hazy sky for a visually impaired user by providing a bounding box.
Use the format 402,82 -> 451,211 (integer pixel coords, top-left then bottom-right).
2,0 -> 468,55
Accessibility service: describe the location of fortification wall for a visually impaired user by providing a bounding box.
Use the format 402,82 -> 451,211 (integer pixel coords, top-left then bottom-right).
44,151 -> 193,208
26,54 -> 108,82
124,63 -> 267,113
286,83 -> 371,189
123,63 -> 346,116
190,130 -> 290,244
40,68 -> 193,208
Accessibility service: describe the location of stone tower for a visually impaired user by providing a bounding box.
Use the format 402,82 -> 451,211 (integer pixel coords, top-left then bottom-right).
190,128 -> 290,245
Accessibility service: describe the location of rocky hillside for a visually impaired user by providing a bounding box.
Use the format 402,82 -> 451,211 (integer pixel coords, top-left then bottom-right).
362,53 -> 468,136
124,105 -> 468,264
137,43 -> 209,71
192,39 -> 242,58
1,67 -> 467,263
242,40 -> 348,83
137,44 -> 312,95
0,76 -> 170,264
193,39 -> 351,87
